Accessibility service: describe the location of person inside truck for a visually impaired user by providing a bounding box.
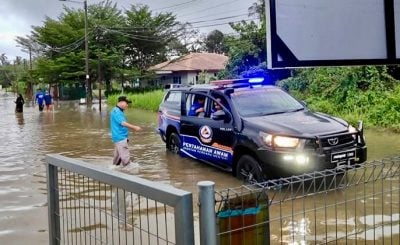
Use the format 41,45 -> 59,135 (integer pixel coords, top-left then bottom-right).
211,98 -> 224,118
188,96 -> 205,117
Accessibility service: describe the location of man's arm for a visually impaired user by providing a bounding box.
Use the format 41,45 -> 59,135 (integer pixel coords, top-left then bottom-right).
122,121 -> 142,131
195,107 -> 204,114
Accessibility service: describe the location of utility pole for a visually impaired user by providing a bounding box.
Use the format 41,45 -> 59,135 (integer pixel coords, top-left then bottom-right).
60,0 -> 91,105
28,46 -> 33,101
29,46 -> 32,70
84,0 -> 91,105
97,55 -> 101,112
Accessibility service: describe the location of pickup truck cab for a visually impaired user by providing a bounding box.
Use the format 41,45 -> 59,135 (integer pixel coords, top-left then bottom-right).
157,78 -> 367,182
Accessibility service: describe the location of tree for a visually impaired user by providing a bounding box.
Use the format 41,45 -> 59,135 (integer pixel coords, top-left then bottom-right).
223,21 -> 265,77
0,54 -> 13,87
11,0 -> 193,94
0,54 -> 28,90
0,53 -> 9,66
19,0 -> 127,96
219,0 -> 290,82
123,5 -> 185,73
204,30 -> 227,54
220,0 -> 266,78
171,23 -> 199,55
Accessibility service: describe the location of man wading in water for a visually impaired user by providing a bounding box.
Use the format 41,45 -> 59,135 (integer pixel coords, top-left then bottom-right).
110,96 -> 142,166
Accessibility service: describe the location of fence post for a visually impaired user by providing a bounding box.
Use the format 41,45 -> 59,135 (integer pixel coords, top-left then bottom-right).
174,192 -> 194,245
46,163 -> 60,245
198,181 -> 217,245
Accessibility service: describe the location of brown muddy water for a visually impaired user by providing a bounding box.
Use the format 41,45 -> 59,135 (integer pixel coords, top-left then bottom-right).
0,91 -> 399,244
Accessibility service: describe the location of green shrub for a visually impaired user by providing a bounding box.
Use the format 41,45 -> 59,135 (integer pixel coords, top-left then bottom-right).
107,90 -> 164,112
279,66 -> 400,131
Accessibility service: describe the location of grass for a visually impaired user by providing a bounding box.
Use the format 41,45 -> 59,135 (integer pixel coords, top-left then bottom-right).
107,90 -> 165,112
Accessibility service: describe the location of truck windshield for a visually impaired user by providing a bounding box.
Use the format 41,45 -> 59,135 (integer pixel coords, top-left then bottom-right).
231,88 -> 304,117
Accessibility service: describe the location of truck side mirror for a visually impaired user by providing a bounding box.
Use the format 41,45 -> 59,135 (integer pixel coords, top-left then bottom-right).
212,110 -> 231,122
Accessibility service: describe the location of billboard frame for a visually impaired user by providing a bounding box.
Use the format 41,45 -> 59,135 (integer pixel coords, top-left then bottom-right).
266,0 -> 399,69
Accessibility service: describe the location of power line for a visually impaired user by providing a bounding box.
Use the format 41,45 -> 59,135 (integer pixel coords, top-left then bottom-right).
152,0 -> 198,11
95,15 -> 258,43
184,9 -> 249,22
188,14 -> 248,25
188,18 -> 259,29
97,15 -> 257,42
99,27 -> 181,43
177,0 -> 241,18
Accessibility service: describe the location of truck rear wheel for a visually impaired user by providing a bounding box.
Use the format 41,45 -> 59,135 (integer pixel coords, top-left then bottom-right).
168,132 -> 181,154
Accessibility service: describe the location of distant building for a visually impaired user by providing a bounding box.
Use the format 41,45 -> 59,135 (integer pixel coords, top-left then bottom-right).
148,53 -> 228,87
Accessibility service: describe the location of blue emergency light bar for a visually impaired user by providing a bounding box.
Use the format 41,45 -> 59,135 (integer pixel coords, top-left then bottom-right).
248,77 -> 265,83
211,77 -> 265,88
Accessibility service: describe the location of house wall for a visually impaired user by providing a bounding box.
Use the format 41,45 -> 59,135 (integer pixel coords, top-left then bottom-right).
186,72 -> 197,85
154,71 -> 220,87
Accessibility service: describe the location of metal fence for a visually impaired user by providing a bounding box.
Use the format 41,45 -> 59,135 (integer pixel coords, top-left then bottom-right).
213,157 -> 400,244
46,154 -> 194,245
47,154 -> 400,245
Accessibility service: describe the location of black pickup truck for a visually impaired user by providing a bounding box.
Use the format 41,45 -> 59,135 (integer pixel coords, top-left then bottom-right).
158,78 -> 367,182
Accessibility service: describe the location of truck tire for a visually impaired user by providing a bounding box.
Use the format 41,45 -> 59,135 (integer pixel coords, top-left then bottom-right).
236,155 -> 266,183
168,132 -> 181,154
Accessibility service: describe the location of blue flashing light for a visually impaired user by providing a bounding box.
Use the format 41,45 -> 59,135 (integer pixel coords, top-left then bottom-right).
248,77 -> 264,83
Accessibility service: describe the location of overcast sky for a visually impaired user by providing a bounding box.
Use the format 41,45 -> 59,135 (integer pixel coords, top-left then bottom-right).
0,0 -> 254,61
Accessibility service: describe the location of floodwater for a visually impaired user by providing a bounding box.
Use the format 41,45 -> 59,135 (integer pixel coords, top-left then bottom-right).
0,91 -> 399,244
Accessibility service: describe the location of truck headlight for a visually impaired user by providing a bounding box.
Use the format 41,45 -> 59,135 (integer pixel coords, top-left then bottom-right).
274,136 -> 300,148
260,132 -> 300,148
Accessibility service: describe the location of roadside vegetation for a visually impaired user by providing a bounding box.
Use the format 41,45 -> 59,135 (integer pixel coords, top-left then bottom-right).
279,66 -> 400,132
108,89 -> 164,112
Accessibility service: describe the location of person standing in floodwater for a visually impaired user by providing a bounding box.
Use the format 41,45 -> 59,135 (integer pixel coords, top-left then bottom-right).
35,88 -> 44,112
15,94 -> 25,113
44,90 -> 52,112
110,96 -> 142,166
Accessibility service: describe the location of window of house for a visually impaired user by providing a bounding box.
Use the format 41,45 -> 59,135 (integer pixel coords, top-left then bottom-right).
173,76 -> 181,84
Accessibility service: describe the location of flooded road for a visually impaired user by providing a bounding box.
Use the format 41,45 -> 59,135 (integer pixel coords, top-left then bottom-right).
0,91 -> 399,244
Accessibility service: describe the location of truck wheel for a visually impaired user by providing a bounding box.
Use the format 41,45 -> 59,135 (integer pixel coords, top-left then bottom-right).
236,155 -> 265,183
168,132 -> 181,154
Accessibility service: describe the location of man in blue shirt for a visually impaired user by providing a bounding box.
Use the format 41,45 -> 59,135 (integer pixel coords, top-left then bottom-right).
35,88 -> 45,112
110,96 -> 142,166
44,90 -> 52,112
188,96 -> 205,116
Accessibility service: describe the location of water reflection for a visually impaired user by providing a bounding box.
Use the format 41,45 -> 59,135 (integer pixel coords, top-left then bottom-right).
364,130 -> 400,160
15,113 -> 24,125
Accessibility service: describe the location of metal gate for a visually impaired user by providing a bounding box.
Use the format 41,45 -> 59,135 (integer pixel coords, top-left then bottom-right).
47,154 -> 194,245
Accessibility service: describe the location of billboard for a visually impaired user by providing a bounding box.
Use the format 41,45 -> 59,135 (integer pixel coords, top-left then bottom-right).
266,0 -> 400,68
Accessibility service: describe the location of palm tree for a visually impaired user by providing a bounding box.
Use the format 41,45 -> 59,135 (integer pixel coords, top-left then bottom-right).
0,53 -> 8,66
15,56 -> 22,66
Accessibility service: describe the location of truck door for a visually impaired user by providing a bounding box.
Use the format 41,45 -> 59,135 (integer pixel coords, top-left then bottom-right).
180,92 -> 235,167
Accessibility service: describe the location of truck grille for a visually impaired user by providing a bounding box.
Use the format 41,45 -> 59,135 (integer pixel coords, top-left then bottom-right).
319,133 -> 355,148
305,132 -> 357,152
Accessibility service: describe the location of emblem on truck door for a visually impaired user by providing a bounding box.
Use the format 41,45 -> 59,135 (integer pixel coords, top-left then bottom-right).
199,125 -> 213,143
